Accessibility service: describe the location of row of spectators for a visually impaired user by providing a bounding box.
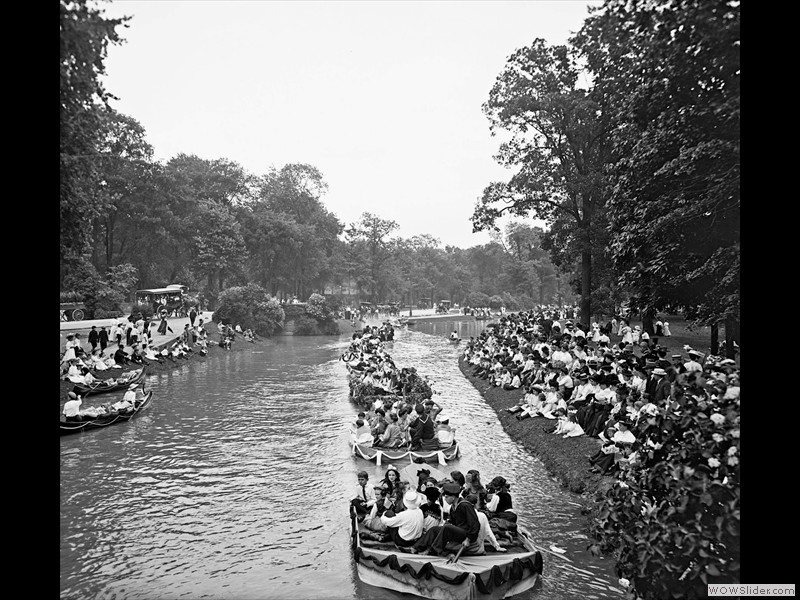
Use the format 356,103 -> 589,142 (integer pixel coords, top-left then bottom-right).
462,310 -> 739,477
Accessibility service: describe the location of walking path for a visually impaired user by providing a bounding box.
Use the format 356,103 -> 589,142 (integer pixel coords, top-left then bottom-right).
59,311 -> 214,356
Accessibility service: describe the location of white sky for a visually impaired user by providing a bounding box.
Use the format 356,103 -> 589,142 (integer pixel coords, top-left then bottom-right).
100,0 -> 601,249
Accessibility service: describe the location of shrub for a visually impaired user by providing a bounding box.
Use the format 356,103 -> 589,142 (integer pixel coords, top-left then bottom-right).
293,315 -> 320,335
465,291 -> 491,308
488,295 -> 505,310
94,308 -> 123,319
588,384 -> 740,599
306,293 -> 336,322
282,304 -> 307,320
214,284 -> 284,337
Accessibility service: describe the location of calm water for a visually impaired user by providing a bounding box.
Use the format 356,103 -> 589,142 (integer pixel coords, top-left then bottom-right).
60,322 -> 623,600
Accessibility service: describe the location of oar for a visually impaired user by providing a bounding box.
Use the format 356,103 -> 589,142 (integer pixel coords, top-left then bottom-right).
530,543 -> 573,562
447,544 -> 466,564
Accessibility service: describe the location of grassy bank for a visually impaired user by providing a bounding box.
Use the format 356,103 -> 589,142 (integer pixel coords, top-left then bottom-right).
457,356 -> 611,498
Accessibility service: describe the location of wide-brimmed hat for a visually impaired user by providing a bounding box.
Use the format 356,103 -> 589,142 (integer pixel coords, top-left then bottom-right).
652,368 -> 667,376
403,489 -> 424,509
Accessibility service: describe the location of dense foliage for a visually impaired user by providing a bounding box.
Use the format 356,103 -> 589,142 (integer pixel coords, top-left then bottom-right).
589,380 -> 740,599
573,0 -> 740,327
60,0 -> 129,271
290,294 -> 341,336
59,2 -> 572,311
212,284 -> 285,337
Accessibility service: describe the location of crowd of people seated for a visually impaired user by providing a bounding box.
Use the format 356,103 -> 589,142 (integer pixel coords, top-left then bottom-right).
344,324 -> 452,451
463,307 -> 740,477
351,465 -> 518,557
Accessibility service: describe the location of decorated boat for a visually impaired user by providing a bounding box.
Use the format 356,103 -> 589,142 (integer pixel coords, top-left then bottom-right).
350,469 -> 544,600
60,390 -> 153,436
351,434 -> 460,466
71,367 -> 146,397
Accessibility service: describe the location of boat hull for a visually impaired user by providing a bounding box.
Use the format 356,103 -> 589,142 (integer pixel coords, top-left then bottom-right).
352,441 -> 460,466
71,367 -> 146,397
60,391 -> 153,436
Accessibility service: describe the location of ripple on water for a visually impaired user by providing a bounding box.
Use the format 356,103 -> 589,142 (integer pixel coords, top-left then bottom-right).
61,330 -> 620,600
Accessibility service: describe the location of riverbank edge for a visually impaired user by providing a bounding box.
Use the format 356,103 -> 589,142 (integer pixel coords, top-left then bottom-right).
59,334 -> 260,409
456,356 -> 615,513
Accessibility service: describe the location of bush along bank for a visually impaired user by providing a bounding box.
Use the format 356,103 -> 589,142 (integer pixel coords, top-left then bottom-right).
459,355 -> 741,600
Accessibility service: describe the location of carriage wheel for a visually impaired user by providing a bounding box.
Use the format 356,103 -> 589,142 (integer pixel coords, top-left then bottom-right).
71,308 -> 85,321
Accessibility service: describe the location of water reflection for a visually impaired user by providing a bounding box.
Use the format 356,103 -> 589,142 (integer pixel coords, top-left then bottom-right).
61,328 -> 621,600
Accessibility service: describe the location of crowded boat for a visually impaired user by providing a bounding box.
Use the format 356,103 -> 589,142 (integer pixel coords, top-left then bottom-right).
349,462 -> 543,600
343,323 -> 460,464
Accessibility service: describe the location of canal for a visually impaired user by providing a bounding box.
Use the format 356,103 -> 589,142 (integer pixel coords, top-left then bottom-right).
60,322 -> 622,599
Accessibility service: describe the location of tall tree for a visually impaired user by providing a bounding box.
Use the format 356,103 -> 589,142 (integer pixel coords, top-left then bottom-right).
252,164 -> 342,298
344,213 -> 399,302
60,0 -> 129,281
574,0 -> 740,341
89,109 -> 154,273
472,39 -> 613,329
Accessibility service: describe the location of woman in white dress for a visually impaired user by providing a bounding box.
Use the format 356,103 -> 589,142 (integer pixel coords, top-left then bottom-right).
620,321 -> 633,345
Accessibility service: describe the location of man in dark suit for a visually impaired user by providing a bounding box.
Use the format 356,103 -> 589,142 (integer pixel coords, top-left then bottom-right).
651,368 -> 671,404
98,326 -> 109,352
88,326 -> 99,352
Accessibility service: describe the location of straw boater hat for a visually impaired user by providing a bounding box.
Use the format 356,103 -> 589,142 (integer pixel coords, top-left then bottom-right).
652,368 -> 667,376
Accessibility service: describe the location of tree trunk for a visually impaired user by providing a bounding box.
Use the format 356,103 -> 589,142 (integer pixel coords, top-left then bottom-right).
642,307 -> 656,336
710,322 -> 719,355
724,316 -> 737,359
580,249 -> 591,331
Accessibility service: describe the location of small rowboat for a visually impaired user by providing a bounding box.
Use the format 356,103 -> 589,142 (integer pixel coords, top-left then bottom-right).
60,391 -> 153,436
72,367 -> 146,397
350,505 -> 543,600
449,338 -> 461,344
